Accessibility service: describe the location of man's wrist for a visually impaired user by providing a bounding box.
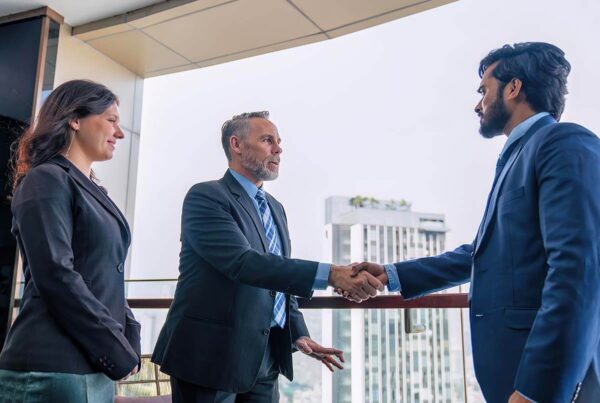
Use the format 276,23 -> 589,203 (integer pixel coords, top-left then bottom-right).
328,265 -> 341,286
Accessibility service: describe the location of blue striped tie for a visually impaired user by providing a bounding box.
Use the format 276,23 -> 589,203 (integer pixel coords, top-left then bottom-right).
255,189 -> 286,328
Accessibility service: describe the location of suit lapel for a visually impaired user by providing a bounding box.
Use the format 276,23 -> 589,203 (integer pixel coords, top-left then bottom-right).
52,156 -> 131,243
99,185 -> 131,241
222,171 -> 269,252
474,144 -> 524,253
474,115 -> 556,254
266,193 -> 290,257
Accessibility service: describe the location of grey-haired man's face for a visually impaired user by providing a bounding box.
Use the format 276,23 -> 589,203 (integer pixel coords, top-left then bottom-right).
238,118 -> 282,182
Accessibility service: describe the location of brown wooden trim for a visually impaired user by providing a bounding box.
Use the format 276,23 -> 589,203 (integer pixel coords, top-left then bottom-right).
14,294 -> 469,310
298,294 -> 468,309
6,13 -> 58,330
6,253 -> 21,328
122,294 -> 469,310
44,7 -> 64,24
31,16 -> 50,119
125,298 -> 172,309
0,6 -> 63,26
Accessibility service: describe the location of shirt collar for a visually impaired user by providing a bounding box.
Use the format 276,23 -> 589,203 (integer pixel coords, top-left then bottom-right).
229,168 -> 261,199
500,112 -> 550,159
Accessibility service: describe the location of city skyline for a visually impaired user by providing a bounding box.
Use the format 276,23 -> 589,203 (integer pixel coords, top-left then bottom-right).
321,196 -> 464,403
129,0 -> 600,401
131,0 -> 600,282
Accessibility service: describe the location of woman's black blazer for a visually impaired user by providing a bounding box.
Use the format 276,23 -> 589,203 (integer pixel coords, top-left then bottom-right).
0,155 -> 141,380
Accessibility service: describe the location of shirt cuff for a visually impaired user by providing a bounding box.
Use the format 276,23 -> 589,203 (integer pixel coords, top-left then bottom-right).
312,263 -> 330,290
385,263 -> 401,292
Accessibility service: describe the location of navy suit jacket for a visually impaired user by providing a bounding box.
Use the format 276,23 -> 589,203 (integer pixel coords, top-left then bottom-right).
152,171 -> 318,392
0,156 -> 141,380
392,116 -> 600,402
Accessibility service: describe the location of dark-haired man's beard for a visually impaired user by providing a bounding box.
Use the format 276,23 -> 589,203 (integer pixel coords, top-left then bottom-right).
241,152 -> 279,181
479,95 -> 510,139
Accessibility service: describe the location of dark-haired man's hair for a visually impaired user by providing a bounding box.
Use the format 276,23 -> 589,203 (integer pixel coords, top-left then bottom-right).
479,42 -> 571,120
221,111 -> 270,160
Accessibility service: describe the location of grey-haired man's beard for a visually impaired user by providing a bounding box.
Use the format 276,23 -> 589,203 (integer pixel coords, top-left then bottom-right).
479,94 -> 510,139
241,153 -> 279,181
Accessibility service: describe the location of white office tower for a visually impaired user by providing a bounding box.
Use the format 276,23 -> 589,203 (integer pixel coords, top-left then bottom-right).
321,196 -> 465,403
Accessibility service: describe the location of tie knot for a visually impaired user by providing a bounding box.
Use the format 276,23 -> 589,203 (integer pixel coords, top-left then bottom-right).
255,189 -> 266,201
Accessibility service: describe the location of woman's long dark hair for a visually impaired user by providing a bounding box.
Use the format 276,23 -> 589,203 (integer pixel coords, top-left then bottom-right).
12,79 -> 118,191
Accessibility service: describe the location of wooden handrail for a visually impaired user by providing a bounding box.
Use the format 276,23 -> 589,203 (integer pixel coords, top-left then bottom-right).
14,293 -> 468,310
127,293 -> 468,309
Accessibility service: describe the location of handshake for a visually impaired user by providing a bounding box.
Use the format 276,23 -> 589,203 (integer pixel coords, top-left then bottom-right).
327,262 -> 387,302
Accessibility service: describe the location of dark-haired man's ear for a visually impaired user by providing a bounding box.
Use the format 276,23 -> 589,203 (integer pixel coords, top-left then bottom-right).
506,78 -> 524,101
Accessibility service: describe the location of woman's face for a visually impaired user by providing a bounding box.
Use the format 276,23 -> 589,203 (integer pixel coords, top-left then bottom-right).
74,102 -> 124,162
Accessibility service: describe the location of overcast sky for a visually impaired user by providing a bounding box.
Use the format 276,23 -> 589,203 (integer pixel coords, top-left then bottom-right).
130,0 -> 600,280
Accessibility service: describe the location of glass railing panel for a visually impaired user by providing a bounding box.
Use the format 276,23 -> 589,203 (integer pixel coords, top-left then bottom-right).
278,305 -> 484,403
131,308 -> 169,354
461,308 -> 484,403
116,354 -> 172,397
280,308 -> 325,402
122,281 -> 484,402
125,279 -> 178,299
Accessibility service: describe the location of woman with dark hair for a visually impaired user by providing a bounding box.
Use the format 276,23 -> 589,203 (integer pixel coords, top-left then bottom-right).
0,79 -> 141,402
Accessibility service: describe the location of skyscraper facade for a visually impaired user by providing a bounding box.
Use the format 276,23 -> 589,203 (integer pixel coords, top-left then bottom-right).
321,196 -> 465,403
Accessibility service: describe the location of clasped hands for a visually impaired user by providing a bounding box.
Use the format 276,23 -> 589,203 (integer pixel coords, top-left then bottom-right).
328,262 -> 388,302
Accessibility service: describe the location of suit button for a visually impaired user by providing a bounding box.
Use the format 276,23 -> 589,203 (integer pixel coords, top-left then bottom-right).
263,329 -> 270,336
117,263 -> 124,273
269,291 -> 276,297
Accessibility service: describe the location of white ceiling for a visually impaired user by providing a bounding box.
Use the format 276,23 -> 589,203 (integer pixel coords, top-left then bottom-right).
0,0 -> 165,26
1,0 -> 457,78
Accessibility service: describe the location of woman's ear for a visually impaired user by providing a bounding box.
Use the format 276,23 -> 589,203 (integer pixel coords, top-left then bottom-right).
69,118 -> 80,132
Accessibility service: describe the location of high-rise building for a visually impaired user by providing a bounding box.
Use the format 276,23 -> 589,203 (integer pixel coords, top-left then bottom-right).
321,196 -> 465,403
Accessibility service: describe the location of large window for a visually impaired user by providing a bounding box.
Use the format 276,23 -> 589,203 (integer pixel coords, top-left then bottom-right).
129,0 -> 600,401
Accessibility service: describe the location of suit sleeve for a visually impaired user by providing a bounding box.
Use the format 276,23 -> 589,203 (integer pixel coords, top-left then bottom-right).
514,128 -> 600,402
289,295 -> 310,344
12,168 -> 139,380
124,301 -> 142,361
393,243 -> 473,299
181,185 -> 318,298
279,204 -> 311,343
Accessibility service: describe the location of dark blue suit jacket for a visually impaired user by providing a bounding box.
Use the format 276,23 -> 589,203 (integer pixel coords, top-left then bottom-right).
392,116 -> 600,402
